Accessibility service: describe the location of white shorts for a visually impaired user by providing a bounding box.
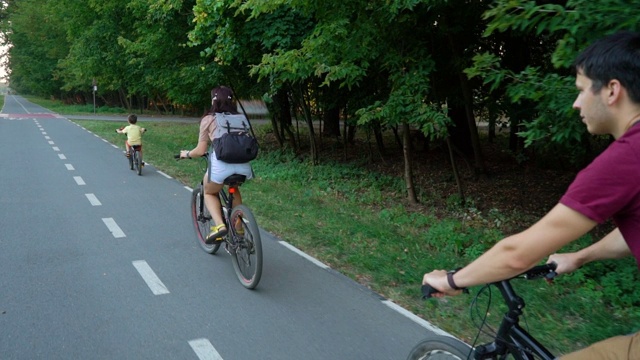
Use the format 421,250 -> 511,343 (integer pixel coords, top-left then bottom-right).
208,151 -> 253,184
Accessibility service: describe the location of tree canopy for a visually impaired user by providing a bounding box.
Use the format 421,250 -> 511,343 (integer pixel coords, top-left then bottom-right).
2,0 -> 639,198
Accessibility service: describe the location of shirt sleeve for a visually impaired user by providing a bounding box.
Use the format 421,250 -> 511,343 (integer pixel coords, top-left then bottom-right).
560,140 -> 640,223
198,115 -> 214,143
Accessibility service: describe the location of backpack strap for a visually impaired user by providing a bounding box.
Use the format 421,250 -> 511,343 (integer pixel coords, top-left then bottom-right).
230,89 -> 259,143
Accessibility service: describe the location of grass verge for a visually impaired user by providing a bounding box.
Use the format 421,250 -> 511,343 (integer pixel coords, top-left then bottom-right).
68,116 -> 640,356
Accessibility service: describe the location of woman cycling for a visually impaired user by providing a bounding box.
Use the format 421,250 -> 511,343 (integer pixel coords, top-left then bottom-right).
180,86 -> 253,243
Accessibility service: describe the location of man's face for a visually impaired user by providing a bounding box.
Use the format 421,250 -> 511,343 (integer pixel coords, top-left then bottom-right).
573,71 -> 612,135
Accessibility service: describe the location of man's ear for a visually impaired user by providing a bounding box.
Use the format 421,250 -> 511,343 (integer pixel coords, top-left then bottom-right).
606,79 -> 623,105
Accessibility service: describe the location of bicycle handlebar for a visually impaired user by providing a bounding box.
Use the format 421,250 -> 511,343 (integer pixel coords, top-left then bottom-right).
174,152 -> 209,160
421,262 -> 558,299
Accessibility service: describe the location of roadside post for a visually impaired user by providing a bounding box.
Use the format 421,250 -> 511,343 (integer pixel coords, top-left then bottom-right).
92,78 -> 97,114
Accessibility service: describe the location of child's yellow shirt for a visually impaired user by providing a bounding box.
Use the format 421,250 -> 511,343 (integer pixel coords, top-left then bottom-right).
123,124 -> 143,145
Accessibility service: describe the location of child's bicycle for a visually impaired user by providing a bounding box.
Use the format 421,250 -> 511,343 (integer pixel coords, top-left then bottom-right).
408,263 -> 558,360
129,145 -> 144,175
175,153 -> 263,289
116,127 -> 145,175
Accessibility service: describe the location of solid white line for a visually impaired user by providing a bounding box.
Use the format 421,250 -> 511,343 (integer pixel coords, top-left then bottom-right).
73,176 -> 86,185
184,186 -> 193,192
94,134 -> 100,138
112,144 -> 119,149
58,154 -> 67,160
157,171 -> 172,179
189,339 -> 223,360
65,164 -> 75,170
102,218 -> 126,238
85,193 -> 101,206
132,260 -> 170,295
279,241 -> 329,269
48,141 -> 54,145
381,300 -> 452,337
102,139 -> 108,143
52,146 -> 60,151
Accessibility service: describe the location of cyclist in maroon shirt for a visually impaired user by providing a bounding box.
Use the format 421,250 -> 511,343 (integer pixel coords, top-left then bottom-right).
422,31 -> 640,359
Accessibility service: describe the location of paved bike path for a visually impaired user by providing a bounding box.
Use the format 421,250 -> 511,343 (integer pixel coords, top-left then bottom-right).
0,95 -> 444,359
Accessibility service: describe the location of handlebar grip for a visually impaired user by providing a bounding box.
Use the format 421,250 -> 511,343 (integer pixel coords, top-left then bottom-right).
421,285 -> 441,299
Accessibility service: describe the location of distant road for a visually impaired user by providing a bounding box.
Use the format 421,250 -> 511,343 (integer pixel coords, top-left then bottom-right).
63,114 -> 270,125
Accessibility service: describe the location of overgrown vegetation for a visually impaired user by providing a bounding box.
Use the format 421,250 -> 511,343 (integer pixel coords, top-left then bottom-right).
71,116 -> 640,356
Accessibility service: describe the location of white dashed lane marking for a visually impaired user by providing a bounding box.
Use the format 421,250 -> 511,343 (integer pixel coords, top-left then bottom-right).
102,218 -> 125,238
85,193 -> 101,206
189,339 -> 223,360
132,260 -> 170,295
52,147 -> 60,151
58,154 -> 67,160
65,164 -> 75,170
73,176 -> 86,185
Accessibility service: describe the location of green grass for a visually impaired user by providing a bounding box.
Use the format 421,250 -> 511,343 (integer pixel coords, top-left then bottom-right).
67,117 -> 640,357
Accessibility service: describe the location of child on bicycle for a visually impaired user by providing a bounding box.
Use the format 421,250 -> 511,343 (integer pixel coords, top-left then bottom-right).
116,114 -> 146,165
179,86 -> 253,244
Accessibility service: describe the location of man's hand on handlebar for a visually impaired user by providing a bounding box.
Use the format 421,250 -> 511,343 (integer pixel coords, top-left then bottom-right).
547,253 -> 580,275
422,269 -> 465,298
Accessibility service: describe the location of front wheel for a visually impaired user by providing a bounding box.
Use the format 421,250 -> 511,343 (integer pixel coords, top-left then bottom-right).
229,204 -> 262,289
407,335 -> 474,360
191,187 -> 221,254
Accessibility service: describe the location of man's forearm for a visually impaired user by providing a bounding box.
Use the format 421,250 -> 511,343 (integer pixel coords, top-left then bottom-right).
574,228 -> 631,266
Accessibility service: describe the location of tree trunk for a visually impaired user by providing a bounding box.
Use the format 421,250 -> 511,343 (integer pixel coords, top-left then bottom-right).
118,88 -> 130,110
446,137 -> 465,204
402,121 -> 418,203
296,84 -> 318,164
373,122 -> 385,156
322,106 -> 341,137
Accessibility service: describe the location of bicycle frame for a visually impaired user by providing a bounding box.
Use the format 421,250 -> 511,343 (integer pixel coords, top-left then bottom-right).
420,264 -> 558,360
474,278 -> 555,360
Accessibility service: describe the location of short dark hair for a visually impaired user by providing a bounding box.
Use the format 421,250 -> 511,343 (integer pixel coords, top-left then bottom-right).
574,31 -> 640,103
127,114 -> 138,124
209,86 -> 238,114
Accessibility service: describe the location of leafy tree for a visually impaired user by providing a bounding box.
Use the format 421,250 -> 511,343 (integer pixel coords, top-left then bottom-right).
5,0 -> 68,97
468,0 -> 640,165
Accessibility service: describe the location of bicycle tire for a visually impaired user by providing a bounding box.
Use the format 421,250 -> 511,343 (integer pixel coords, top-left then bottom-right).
229,204 -> 262,289
191,187 -> 221,254
128,151 -> 134,170
136,151 -> 142,175
407,335 -> 474,360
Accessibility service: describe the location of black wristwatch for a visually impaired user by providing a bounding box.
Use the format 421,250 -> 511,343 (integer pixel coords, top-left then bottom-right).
447,270 -> 463,290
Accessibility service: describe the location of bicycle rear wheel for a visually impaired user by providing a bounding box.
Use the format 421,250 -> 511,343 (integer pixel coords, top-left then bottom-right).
191,187 -> 221,254
135,151 -> 142,175
128,151 -> 134,170
407,335 -> 474,360
229,204 -> 262,289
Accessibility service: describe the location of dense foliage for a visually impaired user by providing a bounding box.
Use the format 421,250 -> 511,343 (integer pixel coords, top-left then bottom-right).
1,0 -> 639,193
3,0 -> 637,164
